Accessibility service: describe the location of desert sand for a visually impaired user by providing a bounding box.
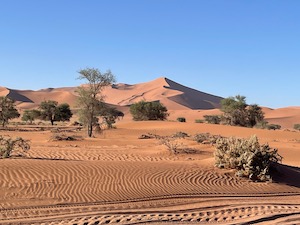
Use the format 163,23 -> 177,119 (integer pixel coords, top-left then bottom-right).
0,78 -> 300,224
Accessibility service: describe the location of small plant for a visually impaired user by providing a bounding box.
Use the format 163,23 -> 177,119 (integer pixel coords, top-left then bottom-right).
0,135 -> 30,158
195,119 -> 204,123
293,124 -> 300,131
254,121 -> 269,129
50,133 -> 83,141
159,136 -> 183,154
203,115 -> 221,124
267,124 -> 281,130
194,133 -> 222,145
172,131 -> 189,138
214,135 -> 282,182
177,117 -> 186,122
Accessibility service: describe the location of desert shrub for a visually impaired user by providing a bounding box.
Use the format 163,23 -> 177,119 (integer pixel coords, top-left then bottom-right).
293,124 -> 300,131
266,124 -> 281,130
194,133 -> 222,144
71,121 -> 83,126
195,119 -> 204,123
221,96 -> 264,127
130,101 -> 169,121
0,135 -> 30,158
214,135 -> 282,182
254,121 -> 269,129
203,115 -> 221,124
50,133 -> 83,141
177,117 -> 186,122
159,136 -> 182,154
172,131 -> 189,138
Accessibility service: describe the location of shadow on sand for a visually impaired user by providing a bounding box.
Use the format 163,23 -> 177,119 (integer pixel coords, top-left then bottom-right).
272,163 -> 300,188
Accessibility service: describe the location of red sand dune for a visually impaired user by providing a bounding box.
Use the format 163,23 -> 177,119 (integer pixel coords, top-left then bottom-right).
0,77 -> 299,129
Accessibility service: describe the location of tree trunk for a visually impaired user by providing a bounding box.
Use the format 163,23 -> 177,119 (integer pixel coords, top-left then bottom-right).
51,119 -> 54,126
88,124 -> 93,137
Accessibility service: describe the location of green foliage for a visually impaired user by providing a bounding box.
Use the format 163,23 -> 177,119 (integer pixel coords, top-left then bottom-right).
76,67 -> 116,137
266,124 -> 281,130
195,119 -> 204,123
55,103 -> 73,122
21,109 -> 41,124
214,135 -> 282,182
0,96 -> 20,127
130,101 -> 169,121
39,100 -> 72,125
177,117 -> 186,122
294,124 -> 300,131
99,106 -> 124,129
220,95 -> 265,127
0,135 -> 30,158
203,115 -> 221,124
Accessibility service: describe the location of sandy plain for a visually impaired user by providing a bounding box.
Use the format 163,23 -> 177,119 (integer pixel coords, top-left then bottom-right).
0,119 -> 300,225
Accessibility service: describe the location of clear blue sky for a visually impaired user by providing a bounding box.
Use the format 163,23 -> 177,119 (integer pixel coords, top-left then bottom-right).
1,0 -> 299,108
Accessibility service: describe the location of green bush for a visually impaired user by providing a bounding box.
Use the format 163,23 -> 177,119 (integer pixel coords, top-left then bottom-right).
214,135 -> 282,182
266,124 -> 281,130
0,135 -> 30,158
130,101 -> 169,121
293,124 -> 300,131
195,119 -> 204,123
203,115 -> 221,124
177,117 -> 186,122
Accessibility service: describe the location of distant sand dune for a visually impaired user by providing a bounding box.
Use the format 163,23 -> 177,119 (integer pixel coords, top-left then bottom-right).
1,77 -> 300,129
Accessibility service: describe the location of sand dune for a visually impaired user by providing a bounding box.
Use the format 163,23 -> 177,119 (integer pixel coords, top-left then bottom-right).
0,121 -> 299,224
102,77 -> 223,110
1,77 -> 300,129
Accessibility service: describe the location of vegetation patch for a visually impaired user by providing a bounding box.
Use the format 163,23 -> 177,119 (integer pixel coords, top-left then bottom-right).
214,135 -> 282,182
130,101 -> 169,121
293,124 -> 300,131
50,133 -> 83,141
176,117 -> 186,122
194,133 -> 223,145
0,135 -> 30,158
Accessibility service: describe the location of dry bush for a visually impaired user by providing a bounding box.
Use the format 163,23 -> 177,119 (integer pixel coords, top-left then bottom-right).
214,135 -> 282,182
0,135 -> 30,158
171,131 -> 189,139
159,136 -> 184,154
194,133 -> 222,145
50,133 -> 83,141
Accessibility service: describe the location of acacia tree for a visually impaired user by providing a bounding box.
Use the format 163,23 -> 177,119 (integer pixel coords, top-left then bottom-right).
130,101 -> 169,121
220,95 -> 264,127
99,106 -> 124,129
39,100 -> 58,125
21,109 -> 41,124
76,68 -> 116,137
39,100 -> 72,125
0,96 -> 20,127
